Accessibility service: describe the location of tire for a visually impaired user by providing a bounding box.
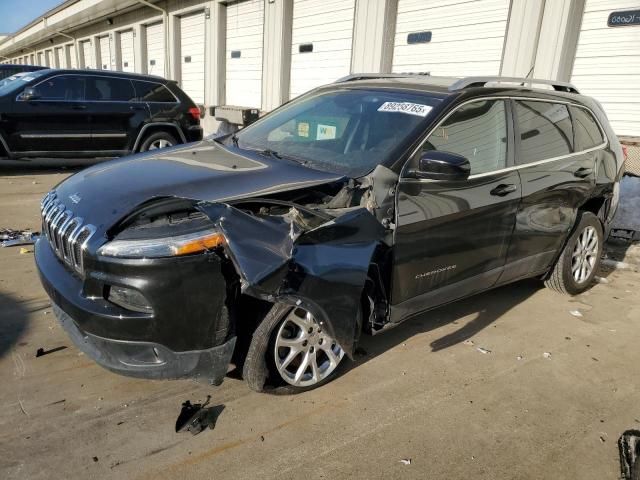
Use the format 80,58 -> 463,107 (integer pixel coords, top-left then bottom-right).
544,211 -> 603,295
243,303 -> 347,394
138,131 -> 178,152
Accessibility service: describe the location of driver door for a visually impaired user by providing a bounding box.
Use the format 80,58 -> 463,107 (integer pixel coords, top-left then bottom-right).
390,99 -> 521,322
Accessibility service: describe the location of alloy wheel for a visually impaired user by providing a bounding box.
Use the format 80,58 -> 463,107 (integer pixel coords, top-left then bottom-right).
148,139 -> 172,150
274,308 -> 344,387
571,225 -> 598,284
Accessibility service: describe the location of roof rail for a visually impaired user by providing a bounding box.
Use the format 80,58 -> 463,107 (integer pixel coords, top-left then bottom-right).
335,72 -> 430,83
449,76 -> 580,94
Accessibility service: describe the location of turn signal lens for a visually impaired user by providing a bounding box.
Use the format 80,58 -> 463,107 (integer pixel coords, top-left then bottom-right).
174,232 -> 224,256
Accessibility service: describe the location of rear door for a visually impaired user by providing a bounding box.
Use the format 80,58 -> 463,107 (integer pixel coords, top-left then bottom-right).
7,74 -> 92,154
391,99 -> 520,321
501,99 -> 598,282
85,75 -> 145,153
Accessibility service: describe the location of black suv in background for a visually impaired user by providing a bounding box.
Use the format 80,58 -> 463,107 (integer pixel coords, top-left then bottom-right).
0,64 -> 45,80
0,69 -> 202,159
36,75 -> 624,394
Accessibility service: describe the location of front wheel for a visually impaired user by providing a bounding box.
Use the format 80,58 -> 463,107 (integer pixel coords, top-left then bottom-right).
243,303 -> 346,394
544,211 -> 603,295
139,131 -> 178,152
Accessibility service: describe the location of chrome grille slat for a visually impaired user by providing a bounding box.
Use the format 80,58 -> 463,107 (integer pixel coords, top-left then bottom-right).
40,192 -> 95,276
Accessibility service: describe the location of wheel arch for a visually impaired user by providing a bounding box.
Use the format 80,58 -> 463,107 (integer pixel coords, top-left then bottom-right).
132,122 -> 186,152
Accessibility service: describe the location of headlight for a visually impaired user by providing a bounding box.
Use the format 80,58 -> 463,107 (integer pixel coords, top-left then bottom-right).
97,229 -> 224,258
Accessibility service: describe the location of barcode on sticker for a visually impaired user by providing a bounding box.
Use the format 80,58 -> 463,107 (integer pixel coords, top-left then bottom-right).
377,102 -> 432,117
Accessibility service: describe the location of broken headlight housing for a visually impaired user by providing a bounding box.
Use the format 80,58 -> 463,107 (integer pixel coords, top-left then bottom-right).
97,229 -> 224,259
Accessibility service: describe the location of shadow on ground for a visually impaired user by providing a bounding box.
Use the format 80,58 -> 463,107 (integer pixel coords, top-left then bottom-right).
345,278 -> 542,374
0,291 -> 44,358
0,157 -> 105,176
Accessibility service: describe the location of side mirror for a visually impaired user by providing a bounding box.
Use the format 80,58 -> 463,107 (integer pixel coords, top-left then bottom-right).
20,87 -> 39,101
408,150 -> 470,181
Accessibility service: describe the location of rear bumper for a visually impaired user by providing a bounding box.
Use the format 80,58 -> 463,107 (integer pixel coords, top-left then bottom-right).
185,125 -> 203,142
53,303 -> 235,385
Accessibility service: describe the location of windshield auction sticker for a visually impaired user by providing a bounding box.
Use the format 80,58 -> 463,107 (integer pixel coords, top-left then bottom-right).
377,102 -> 433,117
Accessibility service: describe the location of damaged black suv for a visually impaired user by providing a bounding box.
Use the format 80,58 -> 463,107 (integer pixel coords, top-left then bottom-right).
36,75 -> 624,393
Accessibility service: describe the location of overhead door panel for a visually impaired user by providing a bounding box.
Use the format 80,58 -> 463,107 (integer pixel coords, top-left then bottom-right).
392,0 -> 510,76
37,52 -> 44,66
179,11 -> 206,104
571,0 -> 640,136
99,35 -> 112,70
146,22 -> 165,76
81,40 -> 93,68
44,50 -> 52,67
55,47 -> 64,68
289,0 -> 355,99
225,0 -> 264,108
67,44 -> 77,68
119,30 -> 135,72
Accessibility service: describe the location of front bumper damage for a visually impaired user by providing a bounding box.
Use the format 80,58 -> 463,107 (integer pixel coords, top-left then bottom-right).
53,304 -> 235,385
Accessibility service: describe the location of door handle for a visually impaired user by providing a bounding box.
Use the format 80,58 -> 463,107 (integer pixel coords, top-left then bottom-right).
574,167 -> 593,178
72,104 -> 87,110
490,184 -> 517,196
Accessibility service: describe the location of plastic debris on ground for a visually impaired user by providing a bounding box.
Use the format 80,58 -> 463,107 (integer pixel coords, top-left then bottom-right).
463,339 -> 475,346
175,396 -> 225,435
543,352 -> 552,359
0,229 -> 39,247
476,347 -> 492,354
569,310 -> 583,318
619,429 -> 640,479
399,459 -> 411,465
594,276 -> 609,284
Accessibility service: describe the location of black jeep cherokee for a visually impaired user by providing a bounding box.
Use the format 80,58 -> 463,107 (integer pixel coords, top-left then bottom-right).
0,69 -> 202,159
35,75 -> 624,393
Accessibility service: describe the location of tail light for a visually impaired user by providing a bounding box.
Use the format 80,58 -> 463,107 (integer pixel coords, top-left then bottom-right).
622,145 -> 628,161
188,107 -> 201,121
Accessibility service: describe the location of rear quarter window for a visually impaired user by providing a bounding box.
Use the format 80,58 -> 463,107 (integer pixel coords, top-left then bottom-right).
515,100 -> 574,164
132,80 -> 176,102
571,106 -> 605,150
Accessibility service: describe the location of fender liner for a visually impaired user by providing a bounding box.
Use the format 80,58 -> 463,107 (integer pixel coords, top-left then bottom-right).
196,202 -> 386,356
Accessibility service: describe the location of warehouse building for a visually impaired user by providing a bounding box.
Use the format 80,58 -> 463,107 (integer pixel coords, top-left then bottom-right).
0,0 -> 638,158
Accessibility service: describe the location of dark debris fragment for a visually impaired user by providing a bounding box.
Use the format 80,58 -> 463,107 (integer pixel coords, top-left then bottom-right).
175,395 -> 225,435
35,346 -> 68,357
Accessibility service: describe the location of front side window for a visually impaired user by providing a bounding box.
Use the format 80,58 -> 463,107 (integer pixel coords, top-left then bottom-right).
33,75 -> 86,101
86,77 -> 135,101
572,106 -> 604,151
515,100 -> 573,164
233,89 -> 442,176
422,100 -> 508,175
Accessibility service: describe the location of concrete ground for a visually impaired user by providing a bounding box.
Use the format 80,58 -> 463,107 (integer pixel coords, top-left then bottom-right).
1,161 -> 640,480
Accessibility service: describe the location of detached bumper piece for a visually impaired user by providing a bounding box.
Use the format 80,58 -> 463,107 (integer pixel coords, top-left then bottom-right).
53,304 -> 236,386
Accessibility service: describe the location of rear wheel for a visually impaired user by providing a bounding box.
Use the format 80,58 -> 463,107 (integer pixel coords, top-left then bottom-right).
139,131 -> 178,152
243,303 -> 346,394
544,212 -> 603,295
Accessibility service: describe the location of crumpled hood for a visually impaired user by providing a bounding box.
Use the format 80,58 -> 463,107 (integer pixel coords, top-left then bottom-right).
52,140 -> 344,232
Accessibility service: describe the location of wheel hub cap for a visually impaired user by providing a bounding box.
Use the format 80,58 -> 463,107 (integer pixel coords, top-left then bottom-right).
274,308 -> 344,387
571,225 -> 598,284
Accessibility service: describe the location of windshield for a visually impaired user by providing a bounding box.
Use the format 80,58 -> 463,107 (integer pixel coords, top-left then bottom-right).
0,70 -> 47,96
233,88 -> 442,176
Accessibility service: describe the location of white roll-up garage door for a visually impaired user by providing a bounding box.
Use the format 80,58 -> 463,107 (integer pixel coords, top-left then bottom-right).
179,11 -> 206,104
44,50 -> 52,67
37,52 -> 44,66
80,40 -> 93,68
55,47 -> 64,68
67,44 -> 77,68
289,0 -> 355,99
392,0 -> 510,76
119,30 -> 135,72
146,22 -> 165,76
30,53 -> 35,65
225,0 -> 264,108
99,35 -> 112,70
571,0 -> 640,137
